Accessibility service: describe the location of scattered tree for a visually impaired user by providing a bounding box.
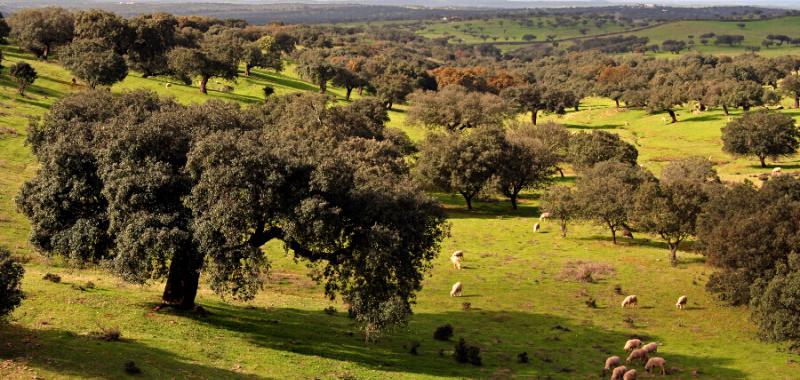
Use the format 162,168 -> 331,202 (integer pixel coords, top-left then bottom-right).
0,247 -> 24,319
59,39 -> 129,88
9,62 -> 37,96
9,7 -> 74,59
721,110 -> 799,168
541,185 -> 578,237
567,130 -> 638,171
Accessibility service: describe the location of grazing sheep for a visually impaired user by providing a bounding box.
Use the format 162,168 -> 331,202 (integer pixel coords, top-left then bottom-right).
603,356 -> 621,373
772,167 -> 782,176
623,369 -> 637,380
610,365 -> 628,380
676,295 -> 687,309
539,212 -> 552,221
621,295 -> 638,308
533,223 -> 541,233
450,254 -> 462,270
165,83 -> 172,88
623,339 -> 642,352
642,342 -> 658,353
626,348 -> 649,364
450,282 -> 462,297
645,357 -> 667,375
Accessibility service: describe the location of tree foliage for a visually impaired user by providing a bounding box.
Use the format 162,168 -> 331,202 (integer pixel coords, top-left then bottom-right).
721,110 -> 799,168
9,7 -> 74,59
567,130 -> 638,171
59,39 -> 129,88
18,90 -> 447,337
407,85 -> 511,130
9,62 -> 37,95
0,247 -> 24,319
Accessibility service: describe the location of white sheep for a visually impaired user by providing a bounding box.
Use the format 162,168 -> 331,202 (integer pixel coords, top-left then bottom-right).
603,356 -> 621,373
622,369 -> 637,380
626,348 -> 649,364
645,357 -> 666,375
642,342 -> 658,353
450,282 -> 462,297
621,295 -> 637,308
539,212 -> 552,221
623,338 -> 642,352
676,295 -> 687,309
533,223 -> 541,233
450,252 -> 462,270
610,365 -> 628,380
772,167 -> 782,176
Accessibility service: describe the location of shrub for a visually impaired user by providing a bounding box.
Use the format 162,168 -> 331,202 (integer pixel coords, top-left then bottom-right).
323,306 -> 337,315
585,297 -> 597,308
462,302 -> 471,311
96,327 -> 121,341
614,284 -> 623,295
433,324 -> 454,341
124,361 -> 141,375
263,86 -> 275,99
558,261 -> 616,283
453,338 -> 482,366
43,273 -> 61,283
517,352 -> 529,363
0,248 -> 24,318
408,341 -> 420,355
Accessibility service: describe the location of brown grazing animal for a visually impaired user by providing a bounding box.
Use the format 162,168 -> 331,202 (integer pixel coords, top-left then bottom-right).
645,357 -> 667,375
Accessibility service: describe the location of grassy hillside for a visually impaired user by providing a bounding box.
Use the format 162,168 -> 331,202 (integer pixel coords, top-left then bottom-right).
2,44 -> 800,379
417,16 -> 633,45
413,15 -> 800,56
630,16 -> 800,57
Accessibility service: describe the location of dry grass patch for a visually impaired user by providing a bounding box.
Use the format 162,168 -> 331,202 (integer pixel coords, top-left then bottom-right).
558,260 -> 616,283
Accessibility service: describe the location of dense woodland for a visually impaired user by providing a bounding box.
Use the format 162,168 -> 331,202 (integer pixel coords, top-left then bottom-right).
2,5 -> 800,378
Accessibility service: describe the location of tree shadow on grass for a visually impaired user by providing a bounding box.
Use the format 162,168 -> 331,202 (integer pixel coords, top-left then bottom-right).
0,324 -> 269,380
162,304 -> 749,379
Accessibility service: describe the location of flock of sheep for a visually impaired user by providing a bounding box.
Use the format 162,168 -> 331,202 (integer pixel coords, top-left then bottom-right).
447,212 -> 691,377
604,339 -> 667,379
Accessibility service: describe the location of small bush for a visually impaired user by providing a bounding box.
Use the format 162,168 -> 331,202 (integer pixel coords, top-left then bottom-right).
96,327 -> 121,341
462,302 -> 471,311
263,86 -> 275,99
614,284 -> 623,295
71,281 -> 95,291
585,297 -> 597,308
43,273 -> 61,283
124,361 -> 141,375
558,261 -> 616,283
433,324 -> 454,341
517,351 -> 529,363
323,306 -> 337,315
453,338 -> 482,366
408,341 -> 420,355
0,248 -> 24,318
623,315 -> 636,328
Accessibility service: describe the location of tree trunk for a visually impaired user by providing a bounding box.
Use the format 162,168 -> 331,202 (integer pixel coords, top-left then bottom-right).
722,104 -> 729,115
462,193 -> 473,210
162,255 -> 202,309
699,102 -> 706,111
557,166 -> 565,178
759,155 -> 767,168
574,104 -> 579,112
358,86 -> 363,96
795,95 -> 799,109
42,44 -> 49,60
609,223 -> 617,244
615,98 -> 620,108
245,64 -> 251,77
345,87 -> 353,100
667,109 -> 677,123
742,104 -> 750,111
669,243 -> 679,267
510,194 -> 518,210
385,101 -> 393,110
319,81 -> 327,94
200,76 -> 209,94
531,109 -> 538,125
560,222 -> 567,238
